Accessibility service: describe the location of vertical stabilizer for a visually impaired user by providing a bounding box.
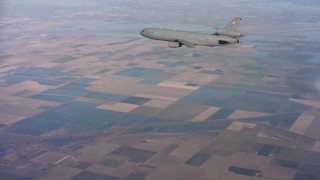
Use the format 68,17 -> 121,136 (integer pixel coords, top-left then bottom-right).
224,17 -> 242,30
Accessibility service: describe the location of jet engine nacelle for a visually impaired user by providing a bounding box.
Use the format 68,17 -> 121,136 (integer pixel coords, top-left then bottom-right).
215,28 -> 243,38
168,42 -> 181,48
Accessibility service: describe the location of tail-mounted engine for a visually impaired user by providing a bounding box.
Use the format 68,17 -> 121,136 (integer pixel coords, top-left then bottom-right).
215,28 -> 243,38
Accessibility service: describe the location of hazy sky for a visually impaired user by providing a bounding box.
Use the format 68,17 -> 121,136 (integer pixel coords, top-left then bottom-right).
1,0 -> 319,27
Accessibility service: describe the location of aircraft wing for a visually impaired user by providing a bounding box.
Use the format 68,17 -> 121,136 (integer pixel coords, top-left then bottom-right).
177,39 -> 195,48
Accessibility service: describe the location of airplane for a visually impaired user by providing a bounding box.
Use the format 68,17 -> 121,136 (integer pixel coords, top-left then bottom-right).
140,17 -> 244,48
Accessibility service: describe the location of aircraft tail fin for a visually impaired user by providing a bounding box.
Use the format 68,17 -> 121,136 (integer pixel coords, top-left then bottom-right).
214,17 -> 244,38
224,17 -> 242,30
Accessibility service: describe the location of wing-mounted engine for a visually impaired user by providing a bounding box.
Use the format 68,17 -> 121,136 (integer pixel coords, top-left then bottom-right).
215,28 -> 244,38
168,41 -> 181,48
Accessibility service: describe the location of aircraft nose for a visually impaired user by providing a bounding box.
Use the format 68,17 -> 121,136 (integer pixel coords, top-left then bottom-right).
140,29 -> 146,36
